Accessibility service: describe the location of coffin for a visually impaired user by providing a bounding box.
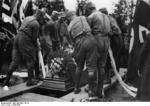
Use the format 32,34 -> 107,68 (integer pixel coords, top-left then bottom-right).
39,70 -> 88,91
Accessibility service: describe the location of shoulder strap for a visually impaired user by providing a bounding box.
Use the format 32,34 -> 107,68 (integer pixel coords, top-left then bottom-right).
80,16 -> 85,33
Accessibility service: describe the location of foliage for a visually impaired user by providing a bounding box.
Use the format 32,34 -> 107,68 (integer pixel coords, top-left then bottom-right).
46,46 -> 76,79
113,0 -> 135,33
76,0 -> 89,16
34,0 -> 65,14
114,0 -> 135,22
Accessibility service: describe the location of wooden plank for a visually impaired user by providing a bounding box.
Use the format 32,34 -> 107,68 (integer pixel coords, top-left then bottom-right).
5,93 -> 65,102
13,72 -> 28,78
61,69 -> 126,102
0,82 -> 42,100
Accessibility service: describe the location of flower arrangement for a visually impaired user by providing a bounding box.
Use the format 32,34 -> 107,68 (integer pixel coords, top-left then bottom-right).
46,46 -> 76,80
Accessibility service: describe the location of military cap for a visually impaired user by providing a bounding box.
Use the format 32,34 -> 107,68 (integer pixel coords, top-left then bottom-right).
35,8 -> 46,19
99,8 -> 108,15
65,11 -> 76,19
85,2 -> 96,9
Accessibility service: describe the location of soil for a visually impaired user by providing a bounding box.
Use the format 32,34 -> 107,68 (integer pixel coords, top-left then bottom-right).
105,84 -> 136,101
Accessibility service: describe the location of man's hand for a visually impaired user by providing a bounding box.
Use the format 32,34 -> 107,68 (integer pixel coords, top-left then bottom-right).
37,38 -> 41,51
137,70 -> 142,77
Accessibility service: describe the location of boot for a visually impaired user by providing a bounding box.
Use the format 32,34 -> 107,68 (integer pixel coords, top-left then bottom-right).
74,88 -> 81,94
88,73 -> 97,97
26,79 -> 39,86
36,75 -> 43,81
97,68 -> 105,99
26,61 -> 36,86
104,68 -> 111,84
35,59 -> 42,81
3,69 -> 14,87
74,67 -> 81,94
3,76 -> 10,87
84,85 -> 89,93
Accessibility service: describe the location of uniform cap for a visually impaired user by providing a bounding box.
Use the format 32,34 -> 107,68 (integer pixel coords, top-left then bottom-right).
51,11 -> 59,17
85,2 -> 96,9
99,8 -> 108,15
65,11 -> 76,19
35,9 -> 46,20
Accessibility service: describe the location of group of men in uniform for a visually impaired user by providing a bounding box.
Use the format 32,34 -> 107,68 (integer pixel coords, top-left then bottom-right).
2,1 -> 121,100
65,2 -> 120,100
3,9 -> 46,87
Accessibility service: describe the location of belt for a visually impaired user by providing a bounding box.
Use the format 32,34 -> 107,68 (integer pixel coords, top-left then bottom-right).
93,33 -> 109,37
19,30 -> 30,37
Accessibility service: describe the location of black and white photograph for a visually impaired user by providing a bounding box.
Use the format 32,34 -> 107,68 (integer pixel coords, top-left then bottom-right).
0,0 -> 150,103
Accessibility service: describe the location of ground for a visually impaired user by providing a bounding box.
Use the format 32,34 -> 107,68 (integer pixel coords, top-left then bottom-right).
0,69 -> 137,102
106,84 -> 135,101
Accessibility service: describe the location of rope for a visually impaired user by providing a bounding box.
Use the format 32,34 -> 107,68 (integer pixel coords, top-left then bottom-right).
108,47 -> 137,97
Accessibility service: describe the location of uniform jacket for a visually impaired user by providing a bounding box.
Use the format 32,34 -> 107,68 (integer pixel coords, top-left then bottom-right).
19,16 -> 40,47
109,16 -> 122,35
68,16 -> 91,40
87,11 -> 112,35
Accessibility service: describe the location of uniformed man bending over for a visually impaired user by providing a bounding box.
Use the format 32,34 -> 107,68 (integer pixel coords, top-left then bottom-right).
3,9 -> 46,87
85,2 -> 112,99
65,11 -> 99,98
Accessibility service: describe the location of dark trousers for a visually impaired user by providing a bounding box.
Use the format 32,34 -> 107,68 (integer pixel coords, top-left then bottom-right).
136,35 -> 150,101
73,33 -> 98,97
4,35 -> 39,86
94,34 -> 110,97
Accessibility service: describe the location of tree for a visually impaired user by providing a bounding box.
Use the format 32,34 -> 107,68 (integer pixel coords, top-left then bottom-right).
112,0 -> 136,51
34,0 -> 66,15
110,0 -> 136,69
76,0 -> 89,16
113,0 -> 135,34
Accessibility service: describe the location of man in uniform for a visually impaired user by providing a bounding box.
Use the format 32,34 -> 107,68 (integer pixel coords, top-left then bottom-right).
85,2 -> 112,99
65,11 -> 99,99
99,8 -> 122,84
3,9 -> 45,87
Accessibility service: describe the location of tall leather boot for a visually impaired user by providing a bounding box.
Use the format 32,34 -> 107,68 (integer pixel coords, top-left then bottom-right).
88,72 -> 96,97
3,70 -> 13,86
26,62 -> 38,86
87,72 -> 98,101
34,59 -> 42,81
97,68 -> 105,98
74,67 -> 81,94
3,61 -> 18,86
